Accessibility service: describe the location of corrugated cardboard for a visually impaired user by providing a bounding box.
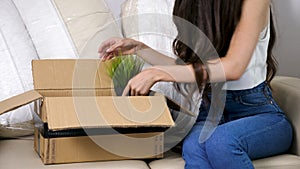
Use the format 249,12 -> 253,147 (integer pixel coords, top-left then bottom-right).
34,130 -> 164,164
0,59 -> 174,164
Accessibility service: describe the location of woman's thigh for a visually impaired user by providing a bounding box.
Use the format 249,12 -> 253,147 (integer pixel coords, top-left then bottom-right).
206,113 -> 293,160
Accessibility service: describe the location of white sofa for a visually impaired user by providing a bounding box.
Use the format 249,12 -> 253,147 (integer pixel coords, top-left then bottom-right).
1,76 -> 300,169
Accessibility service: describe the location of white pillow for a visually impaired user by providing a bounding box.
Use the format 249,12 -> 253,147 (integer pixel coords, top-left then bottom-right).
0,0 -> 38,137
13,0 -> 122,59
121,0 -> 177,57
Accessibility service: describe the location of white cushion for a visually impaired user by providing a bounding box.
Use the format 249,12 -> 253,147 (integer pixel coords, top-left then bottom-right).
121,0 -> 176,57
0,138 -> 150,169
13,0 -> 122,59
0,0 -> 38,137
148,151 -> 300,169
148,151 -> 184,169
253,155 -> 300,169
12,0 -> 78,59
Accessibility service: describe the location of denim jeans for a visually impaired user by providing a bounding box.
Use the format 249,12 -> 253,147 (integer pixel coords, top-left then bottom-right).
182,82 -> 293,169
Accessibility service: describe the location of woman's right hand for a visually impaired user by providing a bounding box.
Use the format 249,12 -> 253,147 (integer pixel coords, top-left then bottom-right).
98,37 -> 146,61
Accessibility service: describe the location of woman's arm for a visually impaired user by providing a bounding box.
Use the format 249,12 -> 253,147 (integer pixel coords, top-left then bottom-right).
208,0 -> 270,82
122,65 -> 197,96
98,37 -> 176,65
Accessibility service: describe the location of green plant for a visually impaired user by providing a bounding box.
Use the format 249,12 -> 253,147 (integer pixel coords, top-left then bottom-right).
106,54 -> 144,96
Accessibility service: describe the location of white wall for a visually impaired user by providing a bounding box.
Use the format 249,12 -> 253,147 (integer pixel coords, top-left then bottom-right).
273,0 -> 300,78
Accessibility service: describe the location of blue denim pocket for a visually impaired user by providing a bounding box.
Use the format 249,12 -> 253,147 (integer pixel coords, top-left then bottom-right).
238,90 -> 270,106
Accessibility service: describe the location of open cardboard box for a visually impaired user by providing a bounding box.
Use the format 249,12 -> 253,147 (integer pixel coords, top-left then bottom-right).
0,59 -> 175,164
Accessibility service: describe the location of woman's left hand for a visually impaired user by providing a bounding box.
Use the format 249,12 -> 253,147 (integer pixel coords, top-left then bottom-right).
122,64 -> 196,96
122,67 -> 173,96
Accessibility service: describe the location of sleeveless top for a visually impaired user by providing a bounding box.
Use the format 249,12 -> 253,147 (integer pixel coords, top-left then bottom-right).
223,23 -> 270,90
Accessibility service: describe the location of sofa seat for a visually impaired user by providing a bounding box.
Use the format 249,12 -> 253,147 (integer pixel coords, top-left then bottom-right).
148,151 -> 300,169
0,137 -> 149,169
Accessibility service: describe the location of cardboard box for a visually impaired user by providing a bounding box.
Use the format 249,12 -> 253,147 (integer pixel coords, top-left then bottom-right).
0,59 -> 174,164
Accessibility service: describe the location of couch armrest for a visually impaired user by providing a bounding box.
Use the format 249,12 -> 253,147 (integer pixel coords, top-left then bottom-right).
271,76 -> 300,156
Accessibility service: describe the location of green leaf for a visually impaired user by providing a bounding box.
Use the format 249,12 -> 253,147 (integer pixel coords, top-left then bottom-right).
106,54 -> 145,95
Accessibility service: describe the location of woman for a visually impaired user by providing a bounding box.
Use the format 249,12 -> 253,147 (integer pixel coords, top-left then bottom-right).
98,0 -> 292,168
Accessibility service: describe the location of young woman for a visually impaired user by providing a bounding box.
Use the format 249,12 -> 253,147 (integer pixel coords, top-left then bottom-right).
98,0 -> 293,168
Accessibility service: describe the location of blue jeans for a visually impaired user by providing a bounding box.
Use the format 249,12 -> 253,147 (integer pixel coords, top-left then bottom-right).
183,82 -> 293,169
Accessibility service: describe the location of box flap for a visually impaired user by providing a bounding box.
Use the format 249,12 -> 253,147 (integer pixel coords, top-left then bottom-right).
45,96 -> 174,130
32,59 -> 113,90
150,91 -> 196,117
0,90 -> 42,116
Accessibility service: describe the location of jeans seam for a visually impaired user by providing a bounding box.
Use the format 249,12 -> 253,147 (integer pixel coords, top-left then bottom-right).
263,84 -> 274,104
223,132 -> 254,169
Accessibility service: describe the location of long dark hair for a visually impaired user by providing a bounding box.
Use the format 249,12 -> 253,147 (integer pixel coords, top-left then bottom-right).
172,0 -> 277,88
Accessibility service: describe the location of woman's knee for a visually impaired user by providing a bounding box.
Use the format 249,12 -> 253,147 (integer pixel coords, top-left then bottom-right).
182,122 -> 205,157
182,132 -> 201,157
205,128 -> 244,158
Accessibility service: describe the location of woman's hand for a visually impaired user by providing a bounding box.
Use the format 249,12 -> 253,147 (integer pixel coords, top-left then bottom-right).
121,64 -> 196,96
98,37 -> 146,61
122,67 -> 175,96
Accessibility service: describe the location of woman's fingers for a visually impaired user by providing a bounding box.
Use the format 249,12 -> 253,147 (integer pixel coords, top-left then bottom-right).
106,40 -> 124,53
121,70 -> 158,96
99,38 -> 141,60
98,38 -> 122,58
100,52 -> 113,61
122,84 -> 131,96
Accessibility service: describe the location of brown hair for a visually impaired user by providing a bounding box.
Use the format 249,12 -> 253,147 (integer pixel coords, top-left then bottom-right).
173,0 -> 277,89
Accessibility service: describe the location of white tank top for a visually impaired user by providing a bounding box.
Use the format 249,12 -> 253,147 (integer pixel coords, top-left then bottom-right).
223,23 -> 270,90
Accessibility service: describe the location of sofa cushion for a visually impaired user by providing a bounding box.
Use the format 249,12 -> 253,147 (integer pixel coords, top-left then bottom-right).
0,138 -> 149,169
148,151 -> 183,169
253,155 -> 300,169
148,151 -> 300,169
13,0 -> 121,59
0,0 -> 38,138
121,0 -> 177,57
